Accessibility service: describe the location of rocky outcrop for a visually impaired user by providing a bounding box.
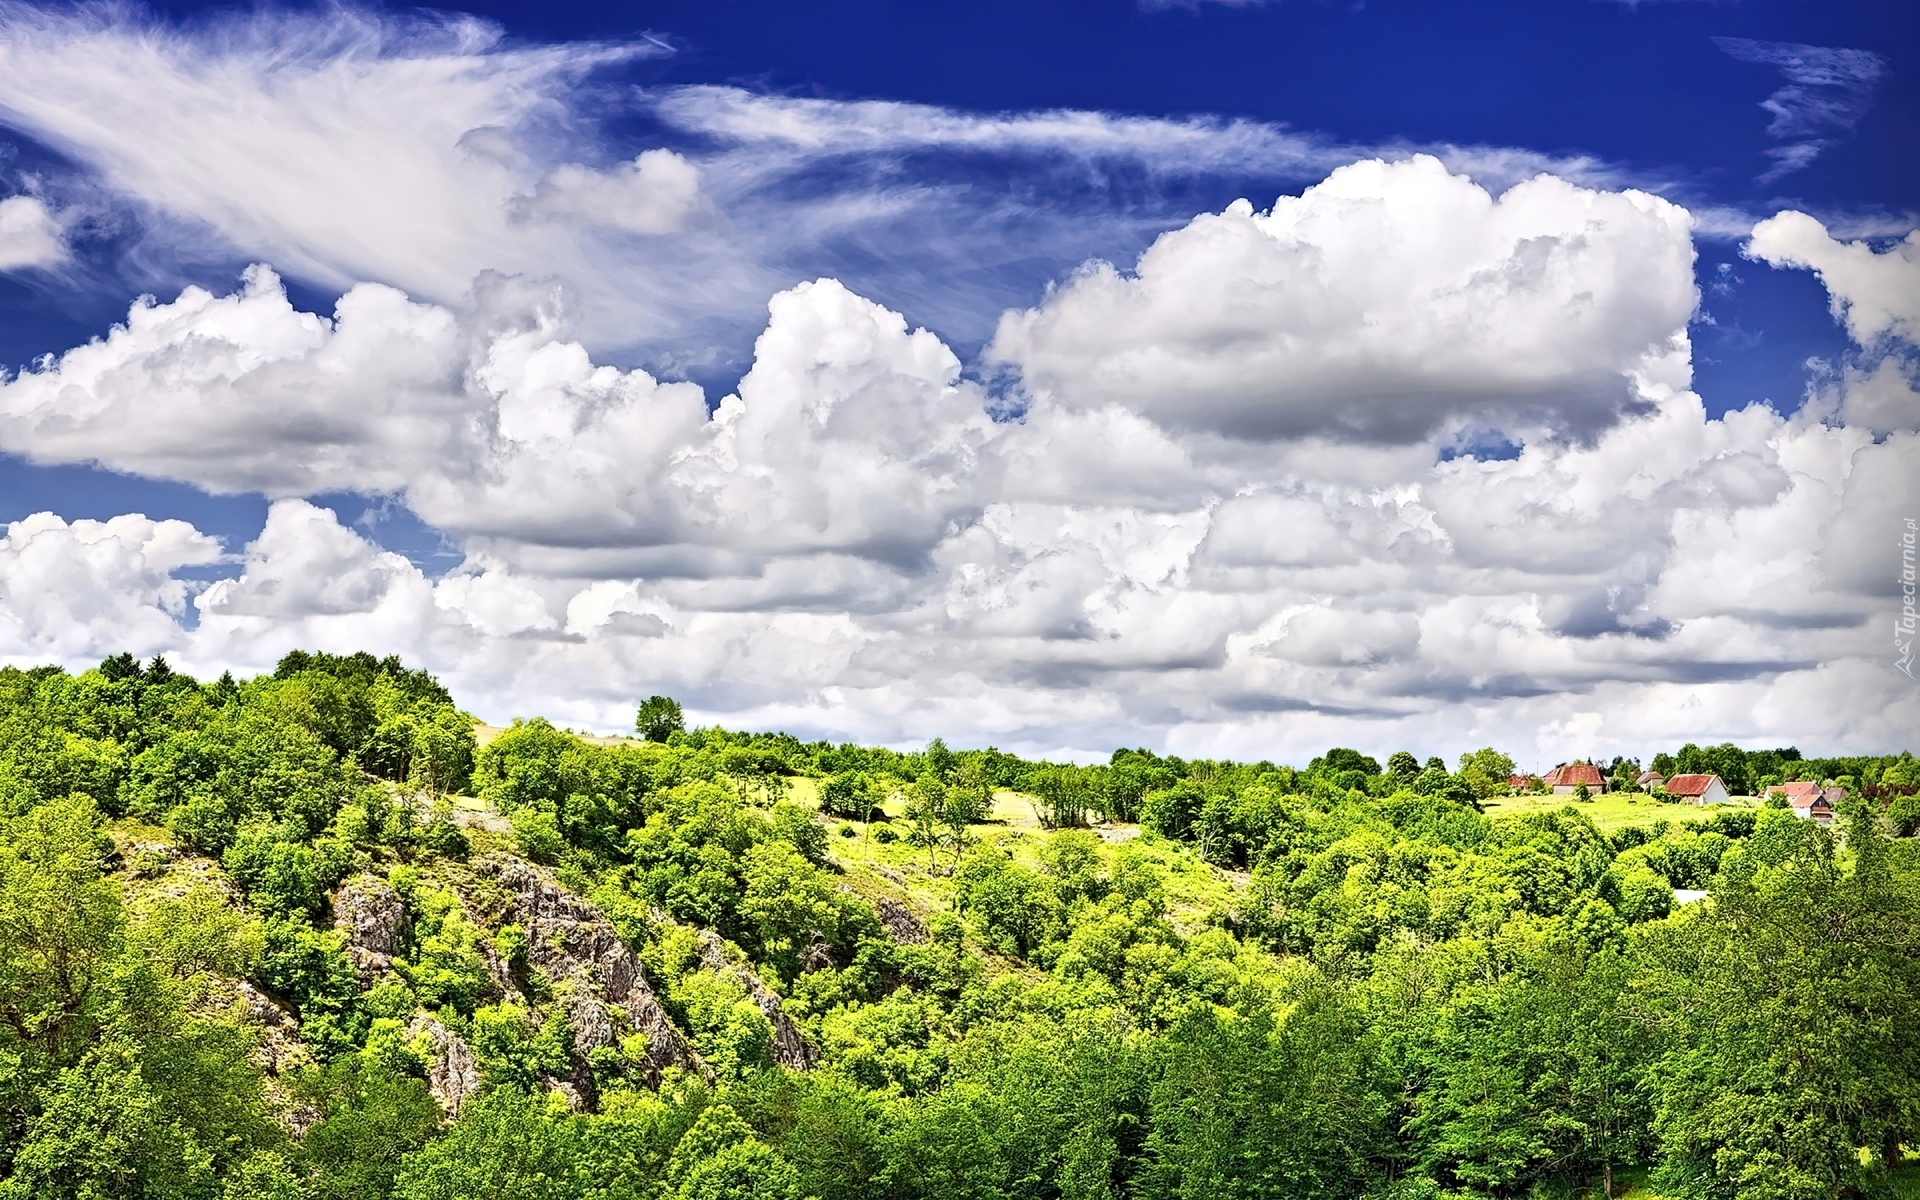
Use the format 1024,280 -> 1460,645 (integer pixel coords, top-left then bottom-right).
442,798 -> 511,835
470,856 -> 699,1087
875,897 -> 928,945
330,874 -> 411,980
408,1014 -> 483,1117
233,980 -> 307,1076
121,840 -> 178,877
696,930 -> 819,1070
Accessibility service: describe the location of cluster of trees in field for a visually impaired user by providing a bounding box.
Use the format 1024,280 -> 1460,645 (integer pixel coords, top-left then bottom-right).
1,653 -> 1917,1200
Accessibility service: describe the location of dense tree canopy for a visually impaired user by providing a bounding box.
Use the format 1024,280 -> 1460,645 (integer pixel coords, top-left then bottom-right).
0,652 -> 1914,1199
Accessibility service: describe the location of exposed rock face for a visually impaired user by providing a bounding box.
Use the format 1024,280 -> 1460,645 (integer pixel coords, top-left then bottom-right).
875,897 -> 928,945
408,1014 -> 483,1118
696,930 -> 819,1070
471,856 -> 699,1087
233,980 -> 306,1076
443,798 -> 512,835
330,873 -> 410,981
121,840 -> 178,876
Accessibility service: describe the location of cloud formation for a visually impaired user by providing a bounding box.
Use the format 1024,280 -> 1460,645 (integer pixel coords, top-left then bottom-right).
0,7 -> 1911,761
1747,213 -> 1920,346
989,157 -> 1696,442
526,150 -> 703,236
1714,38 -> 1886,183
0,4 -> 1652,361
0,511 -> 217,659
0,195 -> 63,269
0,4 -> 648,299
1748,213 -> 1920,438
0,266 -> 994,573
0,157 -> 1914,761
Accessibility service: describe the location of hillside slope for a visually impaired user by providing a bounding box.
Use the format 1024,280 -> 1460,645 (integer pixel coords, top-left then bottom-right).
1,652 -> 1917,1200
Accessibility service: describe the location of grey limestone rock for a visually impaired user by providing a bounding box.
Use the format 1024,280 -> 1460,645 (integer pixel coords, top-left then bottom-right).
471,856 -> 700,1086
233,980 -> 306,1076
329,873 -> 411,981
696,929 -> 819,1070
874,896 -> 928,945
407,1014 -> 483,1117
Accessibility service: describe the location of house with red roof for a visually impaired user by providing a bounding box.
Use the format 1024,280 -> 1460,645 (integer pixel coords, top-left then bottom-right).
1765,780 -> 1832,823
1542,762 -> 1607,795
1666,773 -> 1730,806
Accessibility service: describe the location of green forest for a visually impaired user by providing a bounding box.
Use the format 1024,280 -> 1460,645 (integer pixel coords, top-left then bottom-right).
1,651 -> 1917,1200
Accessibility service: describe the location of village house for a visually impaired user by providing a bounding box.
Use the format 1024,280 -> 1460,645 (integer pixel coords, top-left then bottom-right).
1766,781 -> 1834,824
1666,773 -> 1731,806
1636,770 -> 1665,790
1542,762 -> 1607,795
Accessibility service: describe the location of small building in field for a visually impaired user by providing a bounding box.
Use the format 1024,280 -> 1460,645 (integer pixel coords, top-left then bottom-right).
1507,774 -> 1540,791
1637,770 -> 1665,790
1767,781 -> 1832,823
1666,773 -> 1730,806
1543,762 -> 1607,795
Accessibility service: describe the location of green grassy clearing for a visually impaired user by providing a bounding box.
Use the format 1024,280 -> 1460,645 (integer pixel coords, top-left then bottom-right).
474,721 -> 641,749
1482,790 -> 1761,832
811,784 -> 1241,932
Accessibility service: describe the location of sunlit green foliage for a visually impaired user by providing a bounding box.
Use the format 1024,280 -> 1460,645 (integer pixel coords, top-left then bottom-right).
0,654 -> 1915,1199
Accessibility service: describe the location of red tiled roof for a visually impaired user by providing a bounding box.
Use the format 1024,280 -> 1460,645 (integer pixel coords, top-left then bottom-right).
1768,781 -> 1821,804
1544,762 -> 1605,788
1666,773 -> 1722,797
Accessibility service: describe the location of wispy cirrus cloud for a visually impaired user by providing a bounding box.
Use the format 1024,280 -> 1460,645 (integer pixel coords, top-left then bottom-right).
1714,37 -> 1886,184
0,2 -> 1657,371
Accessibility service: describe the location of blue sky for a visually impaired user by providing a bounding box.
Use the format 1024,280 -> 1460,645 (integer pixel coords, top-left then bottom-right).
4,0 -> 1911,538
0,0 -> 1913,760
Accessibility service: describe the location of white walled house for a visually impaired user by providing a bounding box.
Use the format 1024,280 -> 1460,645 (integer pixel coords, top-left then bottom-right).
1666,774 -> 1731,805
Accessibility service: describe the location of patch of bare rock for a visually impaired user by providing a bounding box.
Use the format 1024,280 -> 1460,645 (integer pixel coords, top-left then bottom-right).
695,929 -> 818,1070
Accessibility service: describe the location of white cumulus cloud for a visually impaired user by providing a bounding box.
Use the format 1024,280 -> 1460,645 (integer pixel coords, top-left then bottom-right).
0,149 -> 1913,762
989,157 -> 1698,442
0,195 -> 63,269
0,511 -> 217,662
1747,212 -> 1920,346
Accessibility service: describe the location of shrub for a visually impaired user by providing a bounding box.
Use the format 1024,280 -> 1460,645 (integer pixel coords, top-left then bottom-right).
818,772 -> 872,820
770,802 -> 828,865
1141,783 -> 1204,840
509,807 -> 565,865
1886,793 -> 1920,838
